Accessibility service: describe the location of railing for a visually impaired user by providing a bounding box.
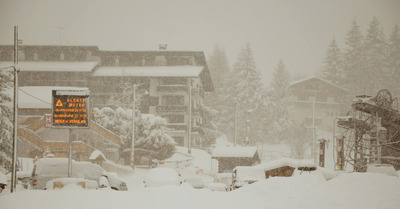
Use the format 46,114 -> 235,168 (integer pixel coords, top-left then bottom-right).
156,85 -> 187,92
167,124 -> 187,131
156,105 -> 188,112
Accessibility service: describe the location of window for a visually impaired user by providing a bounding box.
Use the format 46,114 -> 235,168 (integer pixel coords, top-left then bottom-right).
162,95 -> 185,105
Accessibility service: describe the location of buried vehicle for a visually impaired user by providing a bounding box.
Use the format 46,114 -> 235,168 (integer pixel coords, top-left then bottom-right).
31,158 -> 127,191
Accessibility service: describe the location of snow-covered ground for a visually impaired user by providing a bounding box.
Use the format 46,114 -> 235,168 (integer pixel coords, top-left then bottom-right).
1,146 -> 400,209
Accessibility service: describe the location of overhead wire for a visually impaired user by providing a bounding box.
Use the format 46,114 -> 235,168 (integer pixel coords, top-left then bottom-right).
18,88 -> 51,105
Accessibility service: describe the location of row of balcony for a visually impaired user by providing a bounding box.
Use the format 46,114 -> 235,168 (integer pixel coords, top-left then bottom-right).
156,85 -> 204,97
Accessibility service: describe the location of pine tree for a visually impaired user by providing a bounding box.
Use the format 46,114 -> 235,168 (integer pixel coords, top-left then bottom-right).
364,17 -> 388,94
343,20 -> 365,96
322,38 -> 344,85
388,25 -> 400,98
204,44 -> 232,140
268,60 -> 292,144
229,43 -> 265,145
0,71 -> 13,173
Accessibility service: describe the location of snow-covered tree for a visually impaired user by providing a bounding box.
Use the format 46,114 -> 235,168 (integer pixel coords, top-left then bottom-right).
322,38 -> 344,85
387,25 -> 400,97
93,107 -> 175,161
198,104 -> 220,146
0,71 -> 13,173
228,43 -> 265,145
268,60 -> 293,144
204,45 -> 231,140
135,114 -> 176,161
363,17 -> 388,94
343,20 -> 365,96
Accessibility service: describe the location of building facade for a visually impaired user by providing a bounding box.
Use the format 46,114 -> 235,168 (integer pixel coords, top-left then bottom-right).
288,77 -> 349,132
0,45 -> 214,149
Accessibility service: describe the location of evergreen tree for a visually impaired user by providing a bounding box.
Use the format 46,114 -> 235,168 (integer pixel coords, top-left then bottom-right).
229,43 -> 265,145
268,60 -> 292,144
0,71 -> 13,173
204,44 -> 232,140
343,20 -> 365,96
387,25 -> 400,97
322,38 -> 344,85
364,17 -> 388,94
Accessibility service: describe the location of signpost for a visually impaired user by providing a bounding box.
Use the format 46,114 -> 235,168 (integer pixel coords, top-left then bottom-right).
52,90 -> 90,177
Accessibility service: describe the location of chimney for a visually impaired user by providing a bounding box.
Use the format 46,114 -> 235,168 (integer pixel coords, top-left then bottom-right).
159,44 -> 167,50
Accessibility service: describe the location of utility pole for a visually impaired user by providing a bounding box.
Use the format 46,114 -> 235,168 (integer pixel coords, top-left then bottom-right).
187,79 -> 192,155
131,84 -> 137,170
11,26 -> 20,193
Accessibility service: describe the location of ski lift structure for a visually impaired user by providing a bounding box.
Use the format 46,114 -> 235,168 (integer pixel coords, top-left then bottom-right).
334,89 -> 400,171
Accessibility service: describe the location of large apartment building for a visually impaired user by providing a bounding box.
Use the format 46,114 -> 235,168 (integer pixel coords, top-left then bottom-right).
0,45 -> 214,149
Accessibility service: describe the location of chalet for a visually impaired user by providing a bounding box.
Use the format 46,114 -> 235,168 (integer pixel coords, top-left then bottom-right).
288,77 -> 349,132
211,146 -> 260,173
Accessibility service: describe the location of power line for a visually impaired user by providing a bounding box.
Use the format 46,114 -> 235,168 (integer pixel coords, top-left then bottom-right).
18,88 -> 51,105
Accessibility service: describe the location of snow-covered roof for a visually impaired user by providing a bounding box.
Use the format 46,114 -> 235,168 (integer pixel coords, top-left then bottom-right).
0,61 -> 99,72
19,86 -> 89,109
254,158 -> 316,171
211,146 -> 258,158
89,150 -> 106,161
93,66 -> 204,77
289,76 -> 349,93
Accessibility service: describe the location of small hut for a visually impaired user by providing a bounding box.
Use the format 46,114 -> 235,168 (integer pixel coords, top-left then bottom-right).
211,146 -> 260,173
89,150 -> 106,166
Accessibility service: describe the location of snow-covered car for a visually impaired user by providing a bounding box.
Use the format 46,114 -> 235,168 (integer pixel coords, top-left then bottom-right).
232,166 -> 265,189
206,183 -> 227,192
184,175 -> 205,189
143,167 -> 182,187
214,173 -> 233,191
367,164 -> 398,177
45,177 -> 99,190
31,158 -> 127,191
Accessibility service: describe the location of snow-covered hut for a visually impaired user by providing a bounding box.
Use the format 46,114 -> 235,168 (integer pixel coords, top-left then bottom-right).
211,146 -> 260,173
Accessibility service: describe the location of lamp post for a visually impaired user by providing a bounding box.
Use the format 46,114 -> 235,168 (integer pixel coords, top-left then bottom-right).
130,84 -> 137,170
11,26 -> 20,193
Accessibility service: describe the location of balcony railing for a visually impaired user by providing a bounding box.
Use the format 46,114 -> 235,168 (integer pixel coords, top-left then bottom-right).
156,85 -> 187,92
156,105 -> 188,112
167,124 -> 187,131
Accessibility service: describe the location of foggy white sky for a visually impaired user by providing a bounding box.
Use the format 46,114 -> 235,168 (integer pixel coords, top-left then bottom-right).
0,0 -> 399,86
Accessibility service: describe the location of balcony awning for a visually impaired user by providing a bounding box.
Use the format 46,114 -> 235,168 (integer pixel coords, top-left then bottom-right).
93,66 -> 204,77
0,61 -> 99,72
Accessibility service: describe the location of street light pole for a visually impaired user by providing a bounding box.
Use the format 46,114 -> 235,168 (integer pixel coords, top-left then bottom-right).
130,84 -> 137,170
11,26 -> 20,193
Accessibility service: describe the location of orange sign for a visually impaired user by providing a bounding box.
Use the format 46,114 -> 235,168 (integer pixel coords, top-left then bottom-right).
52,90 -> 90,128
